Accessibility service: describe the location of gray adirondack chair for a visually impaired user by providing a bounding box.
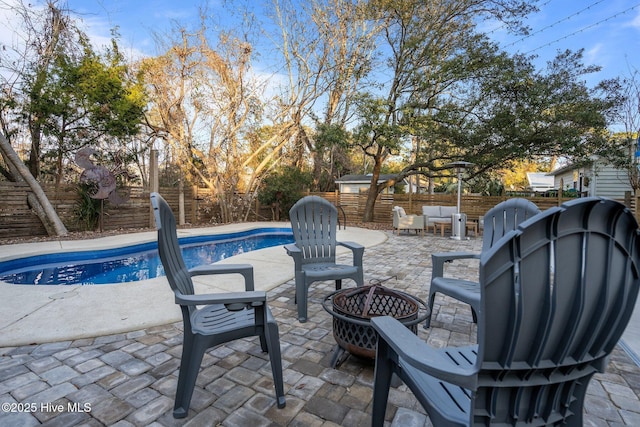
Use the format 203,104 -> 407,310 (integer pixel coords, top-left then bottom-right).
150,193 -> 286,418
425,198 -> 541,327
285,196 -> 364,322
372,197 -> 640,426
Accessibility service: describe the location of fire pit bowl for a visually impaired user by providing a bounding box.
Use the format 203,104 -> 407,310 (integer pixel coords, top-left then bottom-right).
322,283 -> 429,368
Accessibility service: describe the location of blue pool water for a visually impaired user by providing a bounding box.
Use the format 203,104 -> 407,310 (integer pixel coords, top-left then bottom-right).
0,228 -> 293,285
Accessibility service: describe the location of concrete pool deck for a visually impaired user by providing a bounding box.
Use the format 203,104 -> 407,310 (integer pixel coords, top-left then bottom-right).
0,222 -> 387,347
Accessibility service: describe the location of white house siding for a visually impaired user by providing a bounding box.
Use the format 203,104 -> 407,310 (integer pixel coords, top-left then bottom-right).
552,161 -> 632,201
590,163 -> 632,200
338,184 -> 360,194
553,170 -> 580,192
338,183 -> 395,194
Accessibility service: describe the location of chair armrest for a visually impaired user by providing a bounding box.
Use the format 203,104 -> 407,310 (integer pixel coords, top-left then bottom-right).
284,243 -> 303,267
175,290 -> 266,307
338,241 -> 365,266
189,263 -> 255,291
284,243 -> 300,255
431,252 -> 480,278
372,316 -> 478,390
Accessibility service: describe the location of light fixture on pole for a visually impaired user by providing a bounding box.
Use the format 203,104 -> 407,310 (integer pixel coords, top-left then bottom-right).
444,161 -> 474,240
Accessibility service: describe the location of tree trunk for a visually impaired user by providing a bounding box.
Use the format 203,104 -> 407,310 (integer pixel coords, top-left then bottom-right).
362,151 -> 385,222
28,119 -> 42,178
0,133 -> 68,236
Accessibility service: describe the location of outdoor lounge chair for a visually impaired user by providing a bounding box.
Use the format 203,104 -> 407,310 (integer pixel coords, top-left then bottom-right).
392,206 -> 425,235
424,198 -> 540,327
285,195 -> 364,322
150,192 -> 286,418
372,197 -> 640,426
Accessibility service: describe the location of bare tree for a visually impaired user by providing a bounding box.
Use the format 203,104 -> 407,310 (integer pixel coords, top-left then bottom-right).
602,71 -> 640,193
246,0 -> 378,191
0,0 -> 70,235
1,0 -> 77,179
142,14 -> 261,222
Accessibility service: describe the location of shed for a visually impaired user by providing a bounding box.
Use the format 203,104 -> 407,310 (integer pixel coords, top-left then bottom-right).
526,172 -> 555,192
335,174 -> 406,194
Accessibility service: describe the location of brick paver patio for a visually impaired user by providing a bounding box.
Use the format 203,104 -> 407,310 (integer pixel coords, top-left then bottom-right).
1,230 -> 640,426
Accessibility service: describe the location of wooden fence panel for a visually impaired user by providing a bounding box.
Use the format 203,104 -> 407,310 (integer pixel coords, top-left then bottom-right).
0,183 -> 196,239
1,180 -> 636,240
0,182 -> 46,239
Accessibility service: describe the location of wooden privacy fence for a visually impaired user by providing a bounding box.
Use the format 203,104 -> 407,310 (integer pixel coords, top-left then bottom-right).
1,181 -> 636,240
308,191 -> 585,225
0,183 -> 274,239
0,183 -> 194,239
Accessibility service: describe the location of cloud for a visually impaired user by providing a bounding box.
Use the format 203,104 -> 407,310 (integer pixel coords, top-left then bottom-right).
0,0 -> 150,63
625,10 -> 640,29
70,6 -> 151,60
585,43 -> 604,65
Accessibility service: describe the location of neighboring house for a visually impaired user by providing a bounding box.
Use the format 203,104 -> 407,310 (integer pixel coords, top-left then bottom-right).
549,158 -> 633,200
526,172 -> 555,192
335,174 -> 407,194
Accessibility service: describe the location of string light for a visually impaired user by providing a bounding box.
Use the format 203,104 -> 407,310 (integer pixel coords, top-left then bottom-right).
524,3 -> 640,54
499,1 -> 640,54
502,0 -> 608,48
485,0 -> 554,36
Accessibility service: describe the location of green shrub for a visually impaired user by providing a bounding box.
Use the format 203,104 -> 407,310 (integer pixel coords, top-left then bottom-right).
74,183 -> 101,231
258,167 -> 313,220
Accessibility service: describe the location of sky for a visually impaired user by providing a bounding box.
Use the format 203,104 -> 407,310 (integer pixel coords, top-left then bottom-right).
3,0 -> 640,86
489,0 -> 640,86
0,0 -> 640,89
64,0 -> 213,59
58,0 -> 640,86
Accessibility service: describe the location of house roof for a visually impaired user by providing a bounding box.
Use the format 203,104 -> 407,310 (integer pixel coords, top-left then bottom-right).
526,172 -> 555,190
335,174 -> 401,184
548,161 -> 594,176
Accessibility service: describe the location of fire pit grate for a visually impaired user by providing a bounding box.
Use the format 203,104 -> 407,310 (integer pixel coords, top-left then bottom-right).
322,279 -> 429,368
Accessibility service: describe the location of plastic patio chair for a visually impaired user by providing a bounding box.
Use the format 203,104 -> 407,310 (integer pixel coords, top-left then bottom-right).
424,198 -> 541,327
150,192 -> 286,418
372,197 -> 640,426
285,195 -> 364,322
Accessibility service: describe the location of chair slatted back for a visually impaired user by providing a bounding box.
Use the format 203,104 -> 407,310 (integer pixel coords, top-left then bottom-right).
289,196 -> 338,265
474,197 -> 640,425
151,192 -> 195,298
482,198 -> 541,250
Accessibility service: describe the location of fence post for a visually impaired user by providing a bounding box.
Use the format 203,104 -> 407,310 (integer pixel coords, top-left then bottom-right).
635,190 -> 640,224
408,189 -> 413,213
191,185 -> 198,223
178,178 -> 185,225
149,149 -> 159,228
558,178 -> 564,206
255,198 -> 258,221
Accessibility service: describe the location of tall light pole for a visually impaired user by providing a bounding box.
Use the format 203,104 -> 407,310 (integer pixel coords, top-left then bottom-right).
444,161 -> 474,240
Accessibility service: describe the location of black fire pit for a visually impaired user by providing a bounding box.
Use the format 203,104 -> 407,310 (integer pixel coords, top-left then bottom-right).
322,280 -> 429,368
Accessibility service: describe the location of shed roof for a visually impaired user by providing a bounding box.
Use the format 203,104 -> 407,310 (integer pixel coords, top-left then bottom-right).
335,174 -> 401,184
548,161 -> 594,176
526,172 -> 555,190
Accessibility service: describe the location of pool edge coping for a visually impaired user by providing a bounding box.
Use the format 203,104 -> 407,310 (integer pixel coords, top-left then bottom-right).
0,221 -> 291,263
0,224 -> 388,347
